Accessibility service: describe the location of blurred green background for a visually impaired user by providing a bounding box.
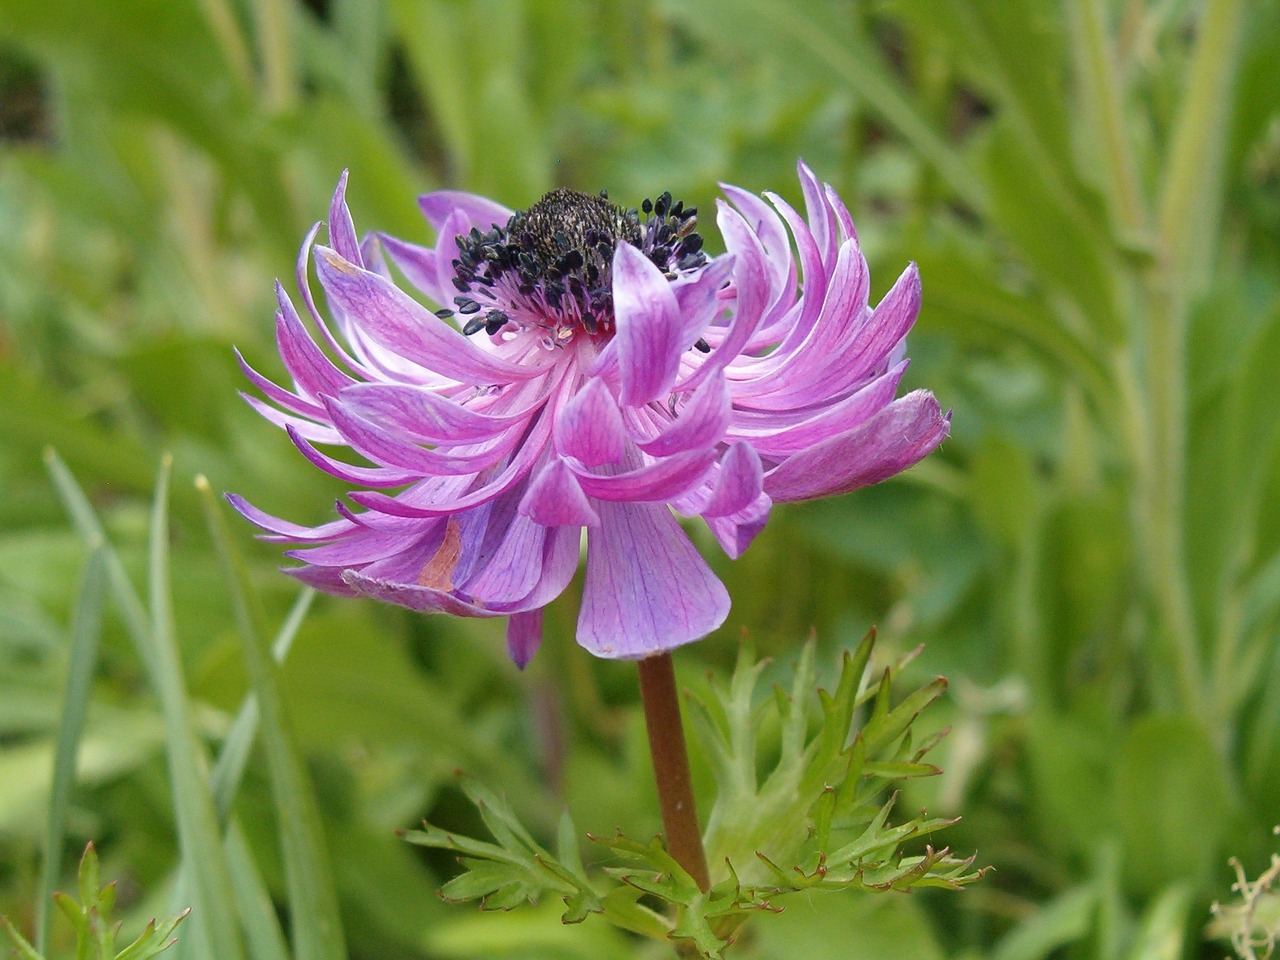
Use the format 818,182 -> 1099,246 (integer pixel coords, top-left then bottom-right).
2,0 -> 1279,957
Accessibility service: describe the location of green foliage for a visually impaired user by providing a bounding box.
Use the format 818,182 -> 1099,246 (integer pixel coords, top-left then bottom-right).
3,0 -> 1280,958
1,844 -> 188,960
406,633 -> 980,957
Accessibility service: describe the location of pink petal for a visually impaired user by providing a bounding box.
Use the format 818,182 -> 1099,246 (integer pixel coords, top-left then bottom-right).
506,611 -> 543,669
376,232 -> 444,305
418,190 -> 512,232
613,243 -> 684,406
702,442 -> 763,518
459,510 -> 547,603
339,381 -> 545,445
638,371 -> 729,458
275,283 -> 356,400
555,377 -> 625,466
520,459 -> 601,527
328,171 -> 362,266
705,491 -> 772,559
576,500 -> 730,658
313,246 -> 545,385
763,391 -> 950,502
572,450 -> 715,503
285,425 -> 419,487
324,396 -> 514,475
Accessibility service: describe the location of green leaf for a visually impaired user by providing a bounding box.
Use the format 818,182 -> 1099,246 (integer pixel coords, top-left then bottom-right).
45,452 -> 243,960
1116,715 -> 1230,896
38,547 -> 106,950
197,478 -> 346,960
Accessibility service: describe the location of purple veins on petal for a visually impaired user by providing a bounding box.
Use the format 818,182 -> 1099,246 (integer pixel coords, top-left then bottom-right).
577,499 -> 730,659
233,164 -> 948,665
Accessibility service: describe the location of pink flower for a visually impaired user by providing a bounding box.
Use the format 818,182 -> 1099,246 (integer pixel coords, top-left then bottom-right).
232,162 -> 949,666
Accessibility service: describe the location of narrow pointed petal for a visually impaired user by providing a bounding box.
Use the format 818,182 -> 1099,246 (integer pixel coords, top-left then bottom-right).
555,377 -> 625,466
572,450 -> 715,502
613,242 -> 684,406
638,371 -> 729,458
763,391 -> 950,502
577,500 -> 729,658
521,459 -> 601,527
328,171 -> 362,265
507,611 -> 543,669
418,191 -> 512,232
314,246 -> 544,384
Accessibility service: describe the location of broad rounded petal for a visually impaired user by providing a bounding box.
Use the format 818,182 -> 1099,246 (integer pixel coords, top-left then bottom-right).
556,377 -> 625,466
507,610 -> 543,669
763,391 -> 950,502
613,243 -> 684,406
576,501 -> 729,658
638,371 -> 729,458
521,459 -> 601,527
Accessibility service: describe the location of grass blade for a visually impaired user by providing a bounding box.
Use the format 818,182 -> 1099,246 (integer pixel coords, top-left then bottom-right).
224,819 -> 292,960
44,450 -> 246,960
36,546 -> 106,954
210,587 -> 314,821
197,476 -> 347,960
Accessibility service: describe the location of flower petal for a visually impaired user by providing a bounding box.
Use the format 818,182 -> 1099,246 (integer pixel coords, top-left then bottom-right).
521,459 -> 600,527
577,500 -> 729,658
555,377 -> 625,466
339,381 -> 545,445
702,442 -> 763,518
705,491 -> 772,559
328,171 -> 362,266
763,391 -> 950,502
612,242 -> 684,406
573,450 -> 715,503
506,611 -> 543,669
314,246 -> 544,384
638,370 -> 729,458
418,190 -> 512,233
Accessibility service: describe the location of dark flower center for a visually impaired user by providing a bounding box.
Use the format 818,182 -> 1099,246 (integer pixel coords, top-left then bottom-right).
444,187 -> 706,344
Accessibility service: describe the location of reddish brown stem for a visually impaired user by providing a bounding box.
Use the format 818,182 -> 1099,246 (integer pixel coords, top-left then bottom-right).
637,652 -> 711,893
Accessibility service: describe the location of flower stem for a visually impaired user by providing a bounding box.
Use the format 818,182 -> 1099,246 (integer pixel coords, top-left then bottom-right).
637,652 -> 710,893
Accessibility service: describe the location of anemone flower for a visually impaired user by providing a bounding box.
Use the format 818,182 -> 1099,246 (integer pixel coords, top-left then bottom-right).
231,162 -> 949,669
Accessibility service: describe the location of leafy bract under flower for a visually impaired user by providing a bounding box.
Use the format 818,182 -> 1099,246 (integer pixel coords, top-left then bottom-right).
232,162 -> 949,666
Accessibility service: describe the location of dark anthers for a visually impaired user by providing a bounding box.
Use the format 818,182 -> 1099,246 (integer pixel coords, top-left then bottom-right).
443,187 -> 708,342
